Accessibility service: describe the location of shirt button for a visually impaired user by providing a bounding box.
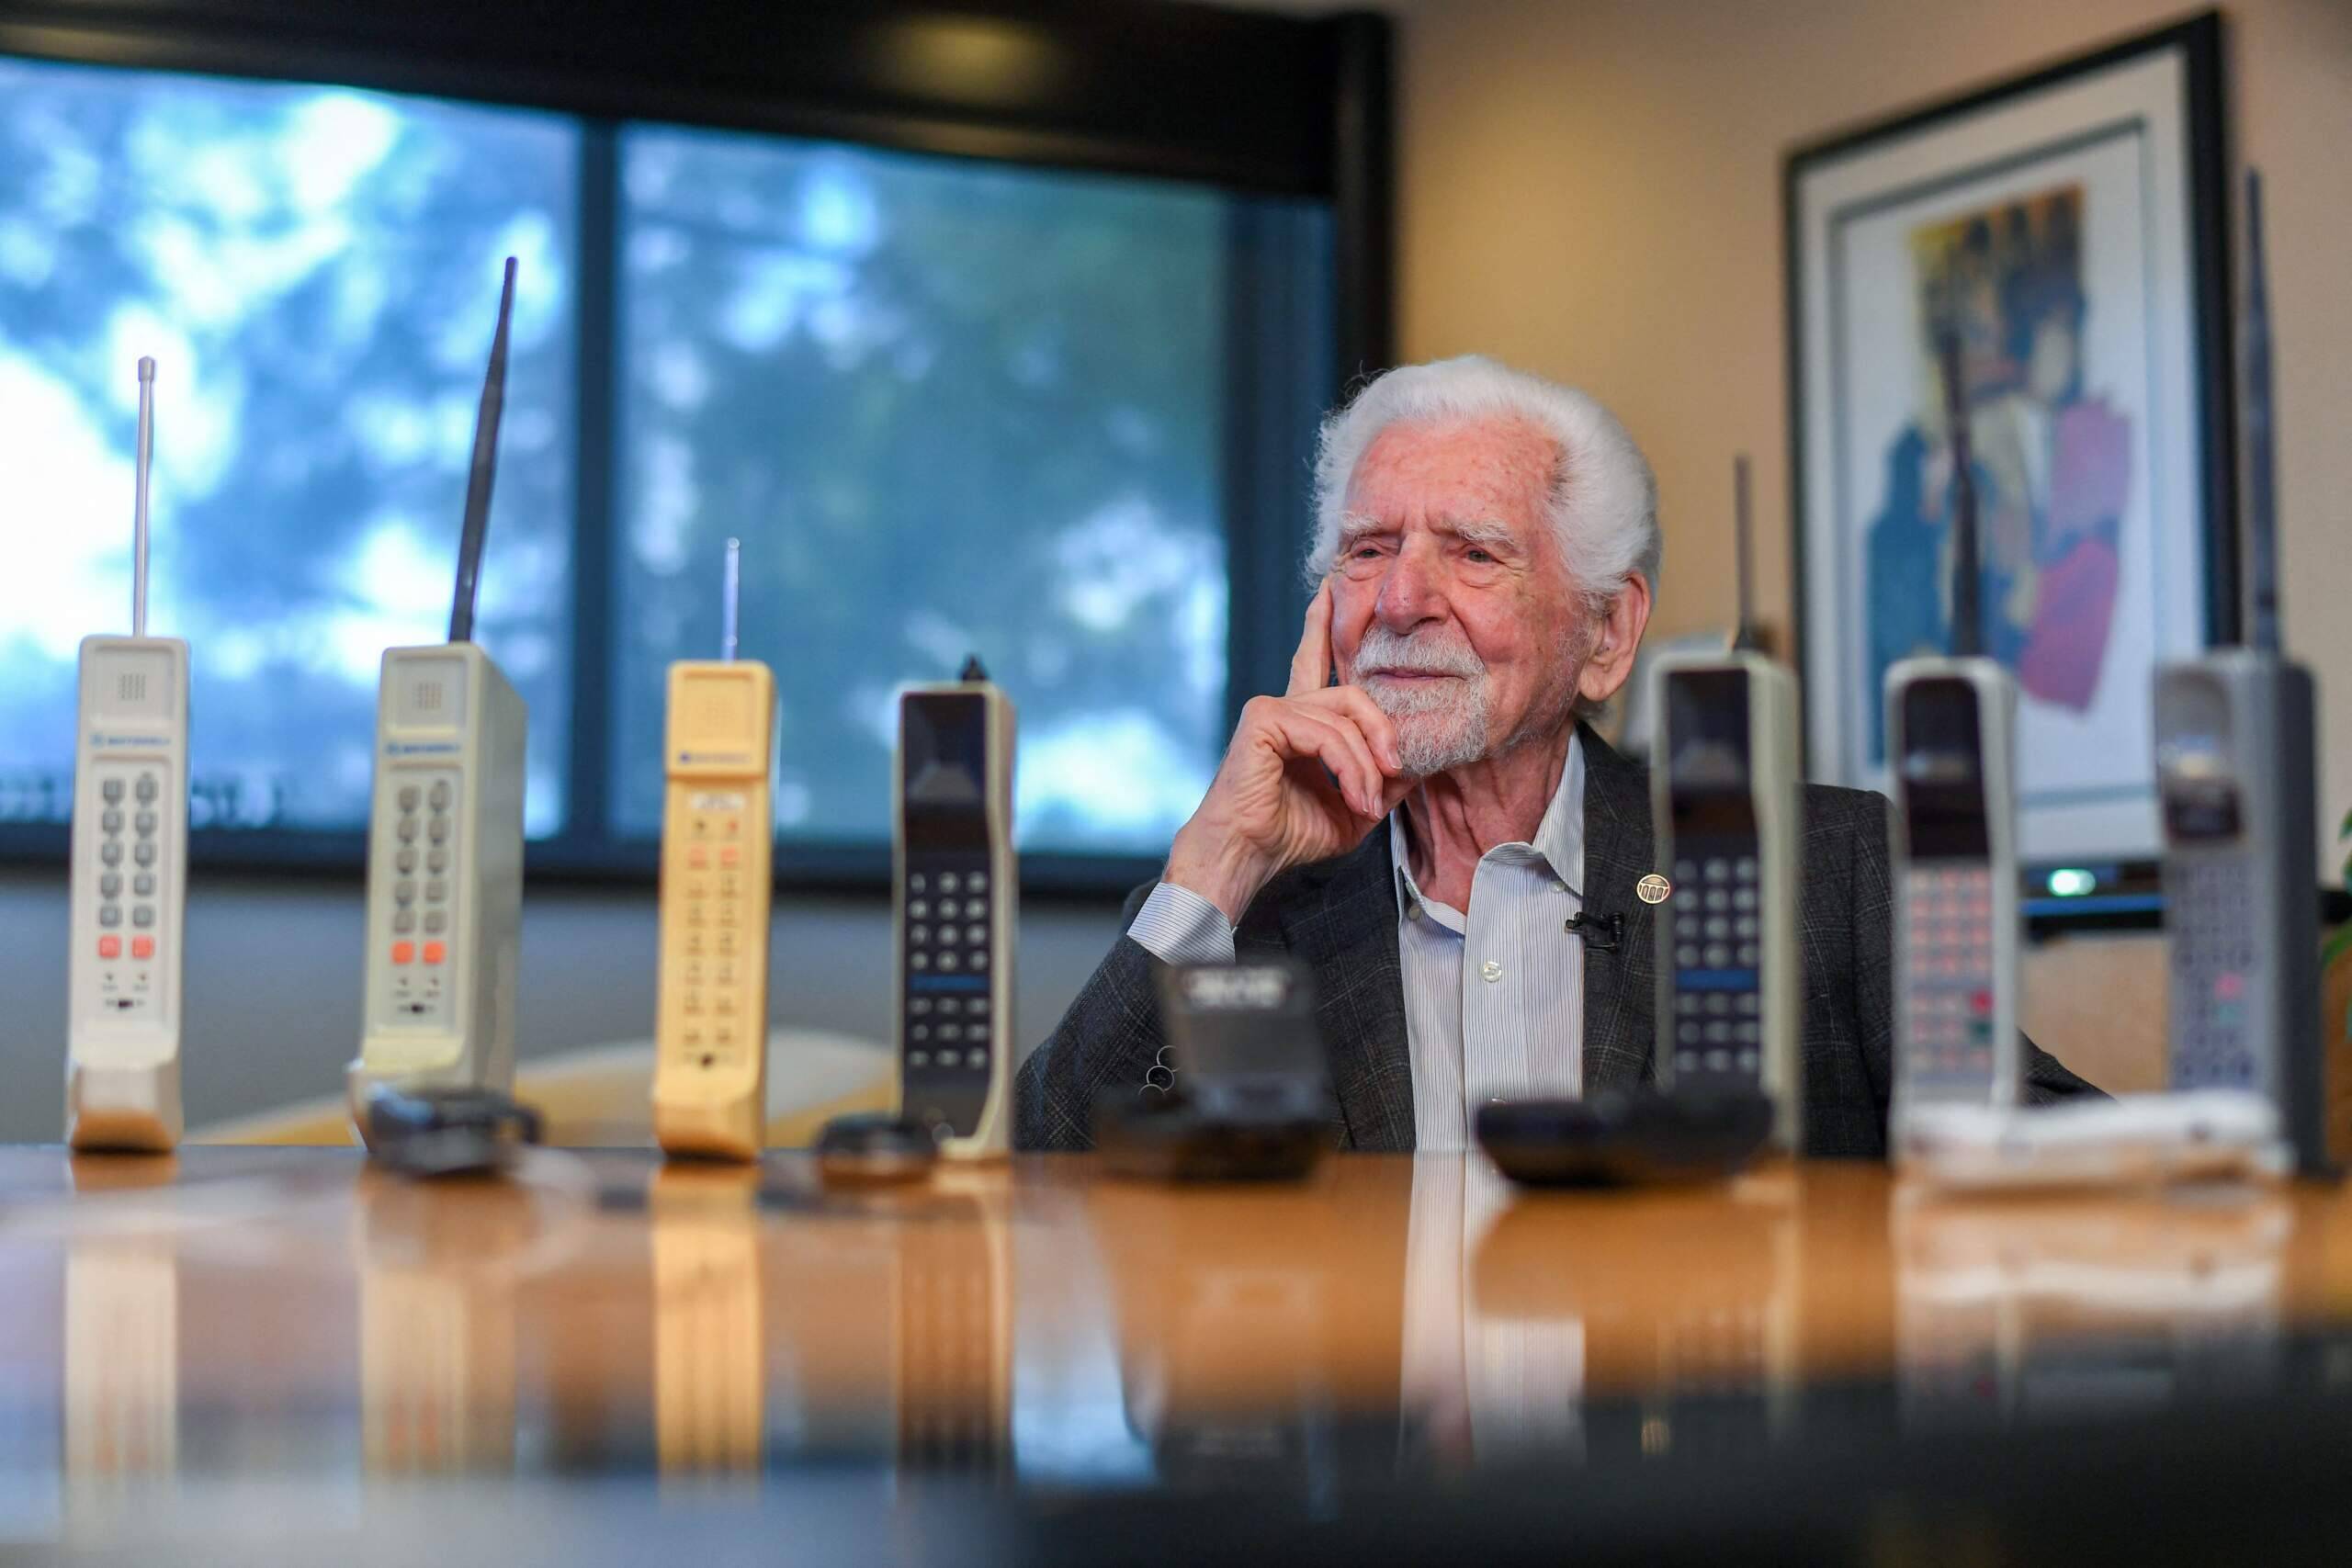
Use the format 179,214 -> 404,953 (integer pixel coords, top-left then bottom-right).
1554,881 -> 1568,894
1407,902 -> 1422,921
1480,959 -> 1503,983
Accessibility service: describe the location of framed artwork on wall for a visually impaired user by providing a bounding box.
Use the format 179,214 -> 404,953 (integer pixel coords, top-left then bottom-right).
1783,12 -> 2233,867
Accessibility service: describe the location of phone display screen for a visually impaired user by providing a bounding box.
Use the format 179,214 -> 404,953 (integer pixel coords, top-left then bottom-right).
1665,669 -> 1757,840
2161,748 -> 2245,843
901,693 -> 989,852
1898,678 -> 1990,860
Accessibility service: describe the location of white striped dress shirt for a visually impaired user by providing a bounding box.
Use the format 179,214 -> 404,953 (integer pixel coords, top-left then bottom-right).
1127,733 -> 1589,1153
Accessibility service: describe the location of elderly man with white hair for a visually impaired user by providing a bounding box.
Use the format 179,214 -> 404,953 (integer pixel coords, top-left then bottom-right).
1014,355 -> 2094,1156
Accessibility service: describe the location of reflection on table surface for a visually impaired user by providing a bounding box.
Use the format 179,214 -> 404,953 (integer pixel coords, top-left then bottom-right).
4,1145 -> 2352,1523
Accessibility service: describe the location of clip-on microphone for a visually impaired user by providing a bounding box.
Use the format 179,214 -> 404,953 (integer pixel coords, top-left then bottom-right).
1564,908 -> 1623,953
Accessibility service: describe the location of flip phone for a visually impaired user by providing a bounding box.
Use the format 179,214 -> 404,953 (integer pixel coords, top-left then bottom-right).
68,357 -> 187,1152
893,661 -> 1016,1159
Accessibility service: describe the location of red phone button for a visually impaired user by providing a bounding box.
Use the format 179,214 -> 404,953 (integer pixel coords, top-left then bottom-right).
391,942 -> 415,964
719,845 -> 740,867
97,936 -> 122,960
422,942 -> 446,965
131,936 -> 154,960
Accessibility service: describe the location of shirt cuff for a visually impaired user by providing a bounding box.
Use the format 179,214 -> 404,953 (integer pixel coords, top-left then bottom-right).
1126,881 -> 1238,966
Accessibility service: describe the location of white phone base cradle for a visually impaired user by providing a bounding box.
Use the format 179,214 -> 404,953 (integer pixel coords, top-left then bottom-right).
1896,1090 -> 2287,1193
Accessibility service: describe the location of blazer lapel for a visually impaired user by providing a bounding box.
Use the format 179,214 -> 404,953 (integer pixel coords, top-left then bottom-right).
1577,725 -> 1660,1093
1277,833 -> 1415,1151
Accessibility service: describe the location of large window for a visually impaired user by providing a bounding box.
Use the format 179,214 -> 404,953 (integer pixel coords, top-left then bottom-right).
0,57 -> 578,837
0,51 -> 1335,874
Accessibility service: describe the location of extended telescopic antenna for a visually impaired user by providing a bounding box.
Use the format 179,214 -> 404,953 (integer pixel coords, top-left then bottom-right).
131,356 -> 154,638
1936,329 -> 1983,660
2242,169 -> 2280,655
1729,453 -> 1758,653
448,256 -> 517,645
720,537 -> 741,663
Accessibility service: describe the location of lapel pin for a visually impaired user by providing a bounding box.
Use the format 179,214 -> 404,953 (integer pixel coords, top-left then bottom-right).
1636,873 -> 1672,904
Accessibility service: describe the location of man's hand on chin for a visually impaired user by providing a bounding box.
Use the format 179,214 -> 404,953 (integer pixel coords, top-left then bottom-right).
1163,581 -> 1415,923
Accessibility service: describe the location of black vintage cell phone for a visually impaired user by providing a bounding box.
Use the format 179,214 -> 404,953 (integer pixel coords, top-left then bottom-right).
1094,959 -> 1332,1181
1480,459 -> 1785,1191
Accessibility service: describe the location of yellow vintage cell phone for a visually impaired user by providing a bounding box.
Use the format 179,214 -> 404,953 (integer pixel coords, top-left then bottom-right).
654,540 -> 776,1160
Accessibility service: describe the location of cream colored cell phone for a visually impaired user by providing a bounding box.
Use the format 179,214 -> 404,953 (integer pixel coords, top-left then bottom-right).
351,260 -> 528,1121
68,357 -> 187,1153
654,540 -> 775,1160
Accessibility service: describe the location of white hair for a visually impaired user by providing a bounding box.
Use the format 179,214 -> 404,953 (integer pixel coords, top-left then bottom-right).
1305,355 -> 1662,603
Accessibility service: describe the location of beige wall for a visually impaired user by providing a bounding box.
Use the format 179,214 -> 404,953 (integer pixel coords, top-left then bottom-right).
1390,0 -> 2352,849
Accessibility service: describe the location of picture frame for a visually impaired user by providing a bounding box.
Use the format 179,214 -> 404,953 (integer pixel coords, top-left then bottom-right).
1783,12 -> 2233,869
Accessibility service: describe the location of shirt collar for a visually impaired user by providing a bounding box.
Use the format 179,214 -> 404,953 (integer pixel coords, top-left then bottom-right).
1390,729 -> 1588,923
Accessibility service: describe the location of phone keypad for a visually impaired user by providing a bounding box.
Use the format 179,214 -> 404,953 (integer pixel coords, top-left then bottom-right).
86,761 -> 167,1017
669,807 -> 756,1068
903,858 -> 998,1133
1901,865 -> 1996,1087
382,768 -> 459,1024
2166,859 -> 2260,1088
1666,844 -> 1764,1084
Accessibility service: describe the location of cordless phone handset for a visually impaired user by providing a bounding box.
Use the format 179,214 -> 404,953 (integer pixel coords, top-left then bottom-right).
653,537 -> 777,1161
2154,168 -> 2329,1175
67,355 -> 188,1151
1886,323 -> 2025,1152
352,258 -> 530,1129
893,658 -> 1017,1159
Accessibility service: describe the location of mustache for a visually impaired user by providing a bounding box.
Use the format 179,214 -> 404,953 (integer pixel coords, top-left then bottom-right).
1350,627 -> 1486,680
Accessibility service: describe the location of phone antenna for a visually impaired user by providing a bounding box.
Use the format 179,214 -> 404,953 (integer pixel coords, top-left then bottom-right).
1729,453 -> 1758,653
2242,170 -> 2281,655
1936,328 -> 1983,659
449,256 -> 517,644
720,536 -> 741,663
960,655 -> 989,682
131,356 -> 155,638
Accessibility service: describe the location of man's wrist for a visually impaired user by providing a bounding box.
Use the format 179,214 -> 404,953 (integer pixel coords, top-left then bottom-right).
1162,829 -> 1272,926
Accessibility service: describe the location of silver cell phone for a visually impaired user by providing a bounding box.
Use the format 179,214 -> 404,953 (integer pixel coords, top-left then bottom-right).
2154,171 -> 2327,1174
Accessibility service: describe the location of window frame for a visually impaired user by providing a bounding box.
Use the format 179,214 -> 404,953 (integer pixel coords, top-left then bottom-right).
0,0 -> 1395,897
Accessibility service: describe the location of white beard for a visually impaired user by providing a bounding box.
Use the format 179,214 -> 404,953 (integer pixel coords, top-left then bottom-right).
1350,626 -> 1494,777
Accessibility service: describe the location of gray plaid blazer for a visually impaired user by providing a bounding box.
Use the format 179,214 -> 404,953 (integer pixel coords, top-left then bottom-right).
1013,725 -> 2098,1156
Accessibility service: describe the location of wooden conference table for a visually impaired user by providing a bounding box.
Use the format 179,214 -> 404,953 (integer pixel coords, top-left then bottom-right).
5,1145 -> 2352,1562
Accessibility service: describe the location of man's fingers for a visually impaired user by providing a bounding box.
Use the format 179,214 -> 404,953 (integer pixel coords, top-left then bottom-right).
1261,703 -> 1384,820
1285,581 -> 1335,697
1306,683 -> 1404,773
